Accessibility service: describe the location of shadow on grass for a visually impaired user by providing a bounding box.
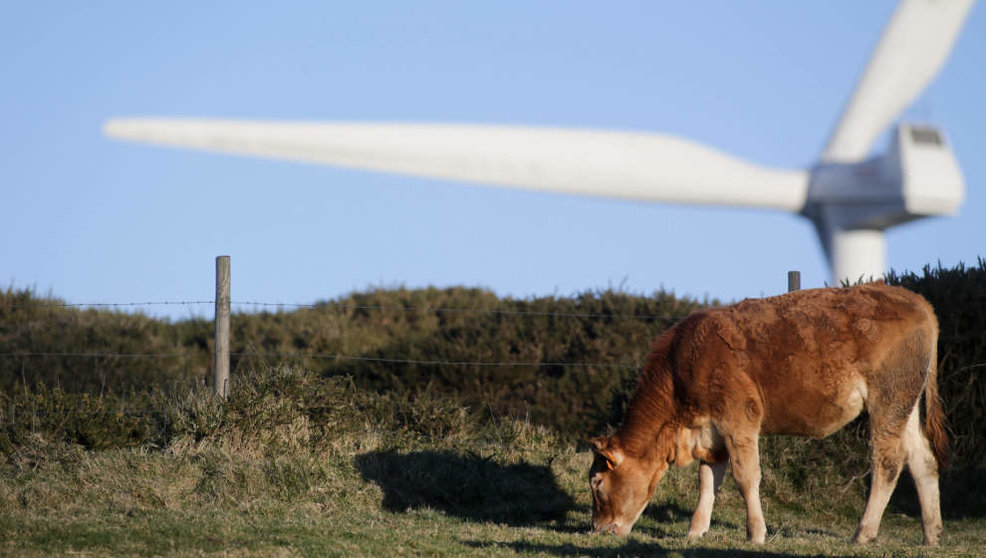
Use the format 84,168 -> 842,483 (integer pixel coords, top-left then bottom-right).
643,501 -> 695,523
464,538 -> 854,557
355,450 -> 577,527
636,502 -> 742,539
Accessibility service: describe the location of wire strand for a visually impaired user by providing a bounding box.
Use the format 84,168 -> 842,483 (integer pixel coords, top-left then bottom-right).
1,351 -> 641,369
231,301 -> 684,320
232,352 -> 640,368
1,352 -> 197,359
5,299 -> 689,321
6,300 -> 214,309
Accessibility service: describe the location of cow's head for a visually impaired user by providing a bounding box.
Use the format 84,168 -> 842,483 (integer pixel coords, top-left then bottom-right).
588,434 -> 670,536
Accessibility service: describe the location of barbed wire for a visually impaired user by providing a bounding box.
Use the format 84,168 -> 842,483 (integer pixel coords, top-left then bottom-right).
235,352 -> 641,368
0,350 -> 641,369
5,300 -> 215,309
4,299 -> 689,321
0,352 -> 198,359
232,301 -> 686,320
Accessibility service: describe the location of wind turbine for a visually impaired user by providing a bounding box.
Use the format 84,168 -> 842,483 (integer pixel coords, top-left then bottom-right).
104,0 -> 973,285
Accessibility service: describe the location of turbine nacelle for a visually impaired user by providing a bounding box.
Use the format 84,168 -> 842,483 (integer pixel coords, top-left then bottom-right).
806,123 -> 964,230
804,123 -> 964,284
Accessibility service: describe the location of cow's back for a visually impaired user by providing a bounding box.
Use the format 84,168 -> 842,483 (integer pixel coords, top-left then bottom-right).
667,283 -> 936,437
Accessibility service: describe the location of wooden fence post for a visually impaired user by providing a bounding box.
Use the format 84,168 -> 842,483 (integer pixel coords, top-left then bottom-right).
214,255 -> 231,399
788,270 -> 801,293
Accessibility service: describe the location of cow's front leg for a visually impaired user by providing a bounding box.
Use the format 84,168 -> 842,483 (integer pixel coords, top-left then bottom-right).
688,459 -> 727,540
726,434 -> 767,544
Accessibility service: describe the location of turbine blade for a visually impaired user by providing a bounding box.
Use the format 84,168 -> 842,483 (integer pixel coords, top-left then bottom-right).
822,0 -> 974,162
105,119 -> 808,211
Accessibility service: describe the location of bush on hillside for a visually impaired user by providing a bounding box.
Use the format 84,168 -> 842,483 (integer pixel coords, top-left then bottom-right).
0,287 -> 210,393
2,260 -> 984,513
2,286 -> 704,438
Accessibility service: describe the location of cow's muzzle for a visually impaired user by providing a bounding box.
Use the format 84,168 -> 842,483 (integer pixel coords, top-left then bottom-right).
592,521 -> 630,536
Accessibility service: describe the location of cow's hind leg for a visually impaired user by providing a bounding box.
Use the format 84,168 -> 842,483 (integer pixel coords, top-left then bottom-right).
903,406 -> 943,546
854,393 -> 916,543
855,328 -> 934,545
853,430 -> 906,544
688,459 -> 727,540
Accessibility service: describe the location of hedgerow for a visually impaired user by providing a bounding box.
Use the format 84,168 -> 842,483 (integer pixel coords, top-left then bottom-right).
2,259 -> 984,513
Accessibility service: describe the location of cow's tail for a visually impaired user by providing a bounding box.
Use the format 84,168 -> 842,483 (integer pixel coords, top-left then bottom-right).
924,327 -> 949,470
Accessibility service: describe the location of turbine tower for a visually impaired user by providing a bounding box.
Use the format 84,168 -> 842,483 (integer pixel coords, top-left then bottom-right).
104,0 -> 973,285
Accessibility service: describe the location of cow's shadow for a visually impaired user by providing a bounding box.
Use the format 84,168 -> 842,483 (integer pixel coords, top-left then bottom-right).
468,539 -> 855,558
355,449 -> 577,527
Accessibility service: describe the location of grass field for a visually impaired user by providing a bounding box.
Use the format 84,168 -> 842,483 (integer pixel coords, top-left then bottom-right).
6,256 -> 986,558
3,407 -> 984,558
3,268 -> 985,556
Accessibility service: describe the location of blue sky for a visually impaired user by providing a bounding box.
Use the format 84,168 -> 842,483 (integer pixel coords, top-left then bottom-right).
2,1 -> 983,320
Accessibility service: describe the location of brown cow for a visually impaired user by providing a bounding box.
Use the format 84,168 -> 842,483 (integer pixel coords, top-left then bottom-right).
589,282 -> 947,546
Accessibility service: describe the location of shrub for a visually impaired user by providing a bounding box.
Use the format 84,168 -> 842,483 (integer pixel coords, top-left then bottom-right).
2,261 -> 984,513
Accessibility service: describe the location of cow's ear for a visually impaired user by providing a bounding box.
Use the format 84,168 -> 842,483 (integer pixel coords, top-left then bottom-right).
590,436 -> 624,470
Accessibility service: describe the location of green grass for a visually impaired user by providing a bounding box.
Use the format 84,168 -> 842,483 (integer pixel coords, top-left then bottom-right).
2,410 -> 984,557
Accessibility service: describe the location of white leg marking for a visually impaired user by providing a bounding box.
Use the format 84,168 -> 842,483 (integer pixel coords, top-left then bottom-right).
903,407 -> 943,546
688,460 -> 727,540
